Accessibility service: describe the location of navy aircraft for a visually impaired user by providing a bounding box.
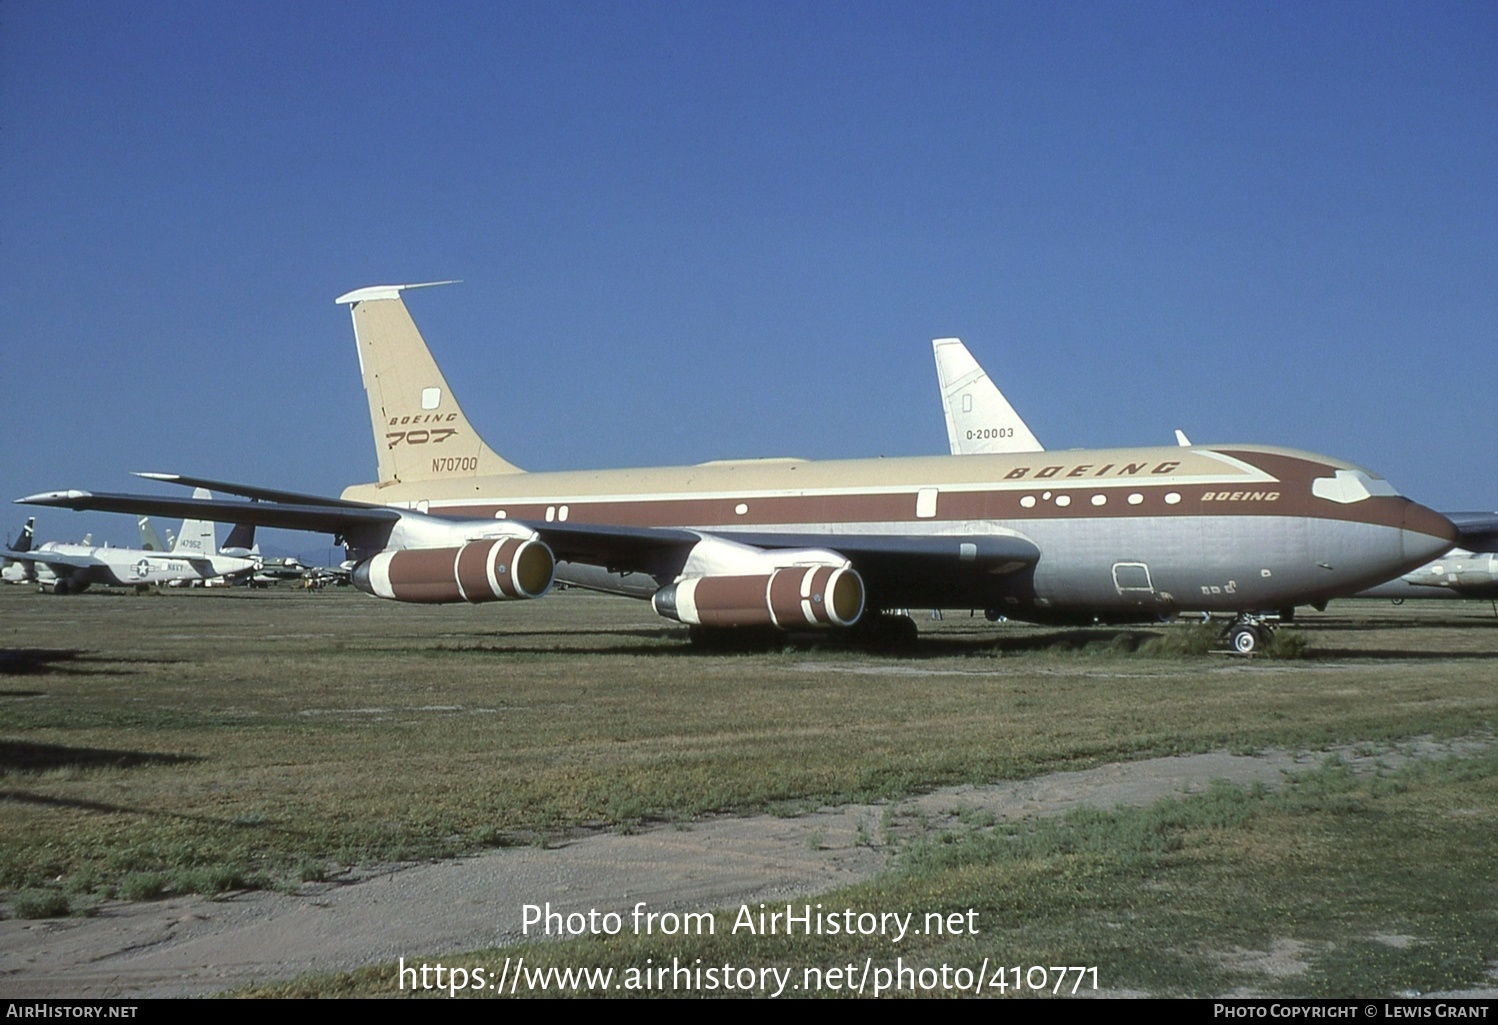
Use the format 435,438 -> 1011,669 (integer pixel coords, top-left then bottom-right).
20,284 -> 1459,652
4,491 -> 257,593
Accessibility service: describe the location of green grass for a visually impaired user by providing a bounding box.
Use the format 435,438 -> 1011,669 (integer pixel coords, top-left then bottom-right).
9,888 -> 72,919
3,586 -> 1497,995
249,748 -> 1498,997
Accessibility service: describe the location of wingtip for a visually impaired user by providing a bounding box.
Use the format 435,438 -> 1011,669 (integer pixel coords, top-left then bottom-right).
18,489 -> 91,504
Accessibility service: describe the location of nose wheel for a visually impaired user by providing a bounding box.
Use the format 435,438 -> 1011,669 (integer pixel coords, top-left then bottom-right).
1225,615 -> 1274,655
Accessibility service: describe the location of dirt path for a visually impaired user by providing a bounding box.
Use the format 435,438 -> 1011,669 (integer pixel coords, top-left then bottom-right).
0,743 -> 1470,998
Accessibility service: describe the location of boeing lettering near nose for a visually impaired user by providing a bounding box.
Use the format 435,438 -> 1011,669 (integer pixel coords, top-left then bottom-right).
19,283 -> 1459,652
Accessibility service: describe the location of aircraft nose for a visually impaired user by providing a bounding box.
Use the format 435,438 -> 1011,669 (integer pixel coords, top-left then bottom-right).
1402,501 -> 1459,564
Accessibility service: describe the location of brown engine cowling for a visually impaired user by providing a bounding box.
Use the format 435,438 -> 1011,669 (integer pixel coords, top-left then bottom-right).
352,538 -> 555,603
652,565 -> 864,628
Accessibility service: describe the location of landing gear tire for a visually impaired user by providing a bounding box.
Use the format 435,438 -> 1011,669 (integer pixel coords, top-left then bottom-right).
1229,624 -> 1261,655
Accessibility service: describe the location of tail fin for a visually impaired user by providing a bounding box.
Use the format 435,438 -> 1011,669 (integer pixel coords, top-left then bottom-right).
172,488 -> 220,556
222,521 -> 256,555
932,338 -> 1044,455
12,517 -> 36,553
335,282 -> 523,485
138,516 -> 168,551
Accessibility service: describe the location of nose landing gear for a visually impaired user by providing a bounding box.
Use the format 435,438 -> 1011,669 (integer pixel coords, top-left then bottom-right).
1224,614 -> 1277,655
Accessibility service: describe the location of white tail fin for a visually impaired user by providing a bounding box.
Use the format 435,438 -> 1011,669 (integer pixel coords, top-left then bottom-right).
138,516 -> 168,551
932,338 -> 1045,455
336,283 -> 523,485
172,488 -> 220,556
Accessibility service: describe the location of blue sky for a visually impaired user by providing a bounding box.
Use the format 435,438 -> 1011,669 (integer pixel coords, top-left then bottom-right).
3,2 -> 1494,553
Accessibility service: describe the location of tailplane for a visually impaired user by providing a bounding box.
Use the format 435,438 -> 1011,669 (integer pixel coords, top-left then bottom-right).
336,282 -> 523,485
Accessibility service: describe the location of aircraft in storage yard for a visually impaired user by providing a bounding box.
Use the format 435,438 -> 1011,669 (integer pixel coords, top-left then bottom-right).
4,491 -> 257,593
19,283 -> 1461,653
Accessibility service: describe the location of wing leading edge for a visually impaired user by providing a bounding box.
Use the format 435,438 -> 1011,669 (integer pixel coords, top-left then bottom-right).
18,489 -> 401,535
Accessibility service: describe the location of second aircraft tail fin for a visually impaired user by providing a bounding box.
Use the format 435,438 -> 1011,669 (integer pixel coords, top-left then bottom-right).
932,338 -> 1045,455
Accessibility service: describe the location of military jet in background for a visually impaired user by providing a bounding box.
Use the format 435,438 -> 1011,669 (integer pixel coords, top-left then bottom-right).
1357,549 -> 1498,603
4,490 -> 257,593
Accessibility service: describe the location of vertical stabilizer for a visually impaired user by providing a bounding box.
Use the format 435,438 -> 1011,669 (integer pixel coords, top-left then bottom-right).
139,516 -> 168,551
223,521 -> 257,554
335,282 -> 523,485
173,488 -> 220,556
932,338 -> 1045,455
12,517 -> 36,553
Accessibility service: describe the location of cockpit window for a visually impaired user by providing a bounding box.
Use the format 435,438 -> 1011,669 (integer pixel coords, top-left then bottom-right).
1311,470 -> 1401,504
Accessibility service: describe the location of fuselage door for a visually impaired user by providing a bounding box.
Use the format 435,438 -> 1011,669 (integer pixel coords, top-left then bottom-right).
1112,561 -> 1155,596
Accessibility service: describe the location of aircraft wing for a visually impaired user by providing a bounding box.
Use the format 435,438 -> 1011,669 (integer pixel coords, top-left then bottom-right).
521,521 -> 703,567
17,490 -> 402,534
131,472 -> 385,509
721,530 -> 1040,576
1447,511 -> 1498,553
1,549 -> 100,570
523,521 -> 1040,581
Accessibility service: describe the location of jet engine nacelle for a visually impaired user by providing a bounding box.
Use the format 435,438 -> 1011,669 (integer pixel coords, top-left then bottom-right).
352,538 -> 555,603
652,565 -> 864,629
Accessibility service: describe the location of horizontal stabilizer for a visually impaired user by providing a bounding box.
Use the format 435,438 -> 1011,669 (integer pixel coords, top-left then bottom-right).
1447,511 -> 1498,553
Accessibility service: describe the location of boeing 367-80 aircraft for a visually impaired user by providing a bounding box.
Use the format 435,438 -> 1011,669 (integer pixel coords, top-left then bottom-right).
20,283 -> 1458,652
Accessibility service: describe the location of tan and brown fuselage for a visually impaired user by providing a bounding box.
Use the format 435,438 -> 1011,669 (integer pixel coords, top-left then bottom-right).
342,443 -> 1456,620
